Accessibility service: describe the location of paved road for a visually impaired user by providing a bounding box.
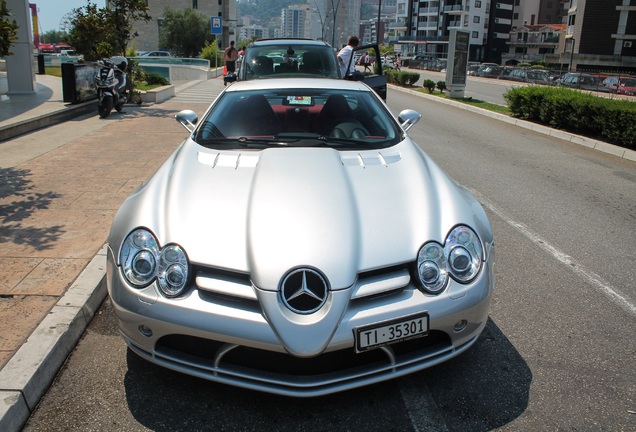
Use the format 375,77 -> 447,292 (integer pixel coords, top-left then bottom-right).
21,83 -> 636,431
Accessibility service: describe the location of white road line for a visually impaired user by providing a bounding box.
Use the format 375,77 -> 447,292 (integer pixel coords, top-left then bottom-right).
469,188 -> 636,317
400,375 -> 450,432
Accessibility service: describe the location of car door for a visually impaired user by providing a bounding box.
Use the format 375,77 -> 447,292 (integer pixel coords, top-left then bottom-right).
347,44 -> 387,101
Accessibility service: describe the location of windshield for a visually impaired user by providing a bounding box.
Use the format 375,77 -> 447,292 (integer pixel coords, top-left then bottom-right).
241,44 -> 340,79
193,88 -> 402,150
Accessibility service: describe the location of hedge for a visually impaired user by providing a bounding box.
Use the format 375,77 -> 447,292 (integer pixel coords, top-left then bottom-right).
384,70 -> 420,87
504,86 -> 636,150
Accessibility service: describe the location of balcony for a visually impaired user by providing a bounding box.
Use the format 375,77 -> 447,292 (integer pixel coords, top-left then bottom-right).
508,35 -> 560,47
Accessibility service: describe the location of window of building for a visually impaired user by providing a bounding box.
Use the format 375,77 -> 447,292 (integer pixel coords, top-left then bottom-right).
513,13 -> 518,19
472,31 -> 479,38
473,16 -> 480,23
475,1 -> 481,7
193,0 -> 198,8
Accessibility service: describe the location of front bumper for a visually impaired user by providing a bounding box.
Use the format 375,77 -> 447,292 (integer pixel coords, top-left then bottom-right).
107,245 -> 494,396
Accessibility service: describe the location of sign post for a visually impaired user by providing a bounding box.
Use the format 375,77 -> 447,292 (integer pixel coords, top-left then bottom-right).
445,29 -> 470,99
211,17 -> 223,77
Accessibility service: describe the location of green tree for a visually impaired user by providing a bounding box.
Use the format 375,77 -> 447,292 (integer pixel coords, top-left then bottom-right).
40,29 -> 69,44
0,0 -> 19,57
68,2 -> 113,60
107,0 -> 151,55
159,7 -> 210,57
68,0 -> 150,60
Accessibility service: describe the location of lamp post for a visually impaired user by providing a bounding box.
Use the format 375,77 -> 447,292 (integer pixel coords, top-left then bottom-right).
329,0 -> 341,48
377,0 -> 382,45
312,5 -> 327,41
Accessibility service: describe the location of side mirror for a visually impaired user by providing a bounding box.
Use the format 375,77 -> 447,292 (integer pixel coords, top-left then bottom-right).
398,109 -> 421,132
175,110 -> 198,133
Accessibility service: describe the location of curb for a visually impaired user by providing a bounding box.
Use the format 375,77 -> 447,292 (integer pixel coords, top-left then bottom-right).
0,245 -> 108,432
0,100 -> 97,143
390,84 -> 636,163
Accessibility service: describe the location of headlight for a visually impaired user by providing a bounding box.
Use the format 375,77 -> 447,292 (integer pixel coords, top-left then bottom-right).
417,225 -> 483,294
120,228 -> 190,297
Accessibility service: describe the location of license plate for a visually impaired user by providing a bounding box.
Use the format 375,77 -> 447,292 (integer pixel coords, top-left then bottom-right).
354,312 -> 429,352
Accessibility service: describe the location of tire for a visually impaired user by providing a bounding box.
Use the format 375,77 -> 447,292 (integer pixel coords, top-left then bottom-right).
98,95 -> 113,118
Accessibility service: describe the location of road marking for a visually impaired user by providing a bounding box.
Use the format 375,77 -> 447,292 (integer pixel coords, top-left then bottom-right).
400,375 -> 449,432
469,188 -> 636,317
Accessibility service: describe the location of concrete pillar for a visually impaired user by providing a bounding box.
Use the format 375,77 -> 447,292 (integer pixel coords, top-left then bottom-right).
6,0 -> 36,94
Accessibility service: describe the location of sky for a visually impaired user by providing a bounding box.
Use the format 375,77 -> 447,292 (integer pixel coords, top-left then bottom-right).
32,0 -> 106,34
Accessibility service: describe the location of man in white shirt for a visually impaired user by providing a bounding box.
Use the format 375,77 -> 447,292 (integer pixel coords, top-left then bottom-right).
337,35 -> 364,80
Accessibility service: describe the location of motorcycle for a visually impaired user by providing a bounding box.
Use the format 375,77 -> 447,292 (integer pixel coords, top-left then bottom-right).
95,56 -> 128,118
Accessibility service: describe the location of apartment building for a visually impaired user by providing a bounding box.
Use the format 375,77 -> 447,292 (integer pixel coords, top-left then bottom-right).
389,0 -> 491,59
546,0 -> 636,71
281,5 -> 310,39
503,23 -> 566,64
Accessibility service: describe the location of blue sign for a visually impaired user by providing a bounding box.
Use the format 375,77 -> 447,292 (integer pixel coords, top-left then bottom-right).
211,17 -> 222,35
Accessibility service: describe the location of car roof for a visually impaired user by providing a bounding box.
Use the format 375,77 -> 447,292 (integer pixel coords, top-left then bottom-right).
224,78 -> 372,93
249,38 -> 333,48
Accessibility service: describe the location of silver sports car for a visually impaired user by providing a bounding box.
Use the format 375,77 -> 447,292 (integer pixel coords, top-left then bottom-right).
107,78 -> 495,397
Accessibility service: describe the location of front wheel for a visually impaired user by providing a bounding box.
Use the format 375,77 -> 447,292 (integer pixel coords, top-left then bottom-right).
98,95 -> 113,118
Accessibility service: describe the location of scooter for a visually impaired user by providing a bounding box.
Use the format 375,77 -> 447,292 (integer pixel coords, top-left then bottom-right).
95,56 -> 128,118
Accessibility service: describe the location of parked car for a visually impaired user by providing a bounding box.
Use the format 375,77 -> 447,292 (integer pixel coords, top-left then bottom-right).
501,68 -> 551,85
475,65 -> 504,78
557,72 -> 609,92
140,51 -> 172,57
467,64 -> 480,75
235,38 -> 387,100
106,78 -> 495,397
602,76 -> 636,95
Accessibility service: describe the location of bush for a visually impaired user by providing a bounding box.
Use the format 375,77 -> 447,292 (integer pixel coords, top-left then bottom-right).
145,73 -> 169,86
199,41 -> 222,66
384,70 -> 420,87
504,86 -> 636,149
436,81 -> 447,92
422,79 -> 436,93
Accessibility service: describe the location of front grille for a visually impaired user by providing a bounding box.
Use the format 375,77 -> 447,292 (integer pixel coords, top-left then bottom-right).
154,330 -> 452,382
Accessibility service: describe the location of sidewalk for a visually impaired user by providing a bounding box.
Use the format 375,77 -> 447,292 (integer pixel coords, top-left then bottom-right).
0,73 -> 226,432
0,71 -> 634,432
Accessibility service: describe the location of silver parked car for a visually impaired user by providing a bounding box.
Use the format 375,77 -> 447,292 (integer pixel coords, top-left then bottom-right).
107,78 -> 495,397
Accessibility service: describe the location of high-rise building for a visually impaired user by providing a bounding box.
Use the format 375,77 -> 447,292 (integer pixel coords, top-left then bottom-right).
281,5 -> 310,38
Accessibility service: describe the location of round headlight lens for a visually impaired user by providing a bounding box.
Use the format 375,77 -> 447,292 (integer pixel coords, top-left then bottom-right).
445,226 -> 483,283
157,245 -> 189,297
417,242 -> 448,293
121,229 -> 160,287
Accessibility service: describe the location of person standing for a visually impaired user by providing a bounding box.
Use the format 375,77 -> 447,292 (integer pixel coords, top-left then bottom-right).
223,41 -> 238,74
337,35 -> 364,80
393,53 -> 401,71
363,52 -> 371,73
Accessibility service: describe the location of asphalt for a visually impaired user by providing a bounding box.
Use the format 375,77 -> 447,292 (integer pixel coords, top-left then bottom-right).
0,70 -> 634,432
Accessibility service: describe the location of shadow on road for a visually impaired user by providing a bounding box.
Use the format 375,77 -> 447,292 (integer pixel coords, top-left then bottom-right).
122,314 -> 530,431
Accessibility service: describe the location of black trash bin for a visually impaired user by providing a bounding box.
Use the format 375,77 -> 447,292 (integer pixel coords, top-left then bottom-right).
37,54 -> 45,74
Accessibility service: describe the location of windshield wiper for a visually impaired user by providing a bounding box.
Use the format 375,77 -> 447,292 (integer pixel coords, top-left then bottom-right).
196,137 -> 291,148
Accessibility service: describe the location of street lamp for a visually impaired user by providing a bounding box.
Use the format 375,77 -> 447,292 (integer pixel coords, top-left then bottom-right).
312,5 -> 327,41
329,0 -> 341,48
377,0 -> 382,45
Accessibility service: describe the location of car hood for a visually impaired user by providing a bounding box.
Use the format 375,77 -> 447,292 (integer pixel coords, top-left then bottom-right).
109,139 -> 491,291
